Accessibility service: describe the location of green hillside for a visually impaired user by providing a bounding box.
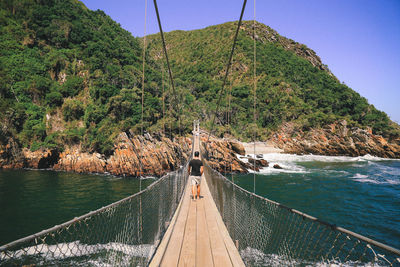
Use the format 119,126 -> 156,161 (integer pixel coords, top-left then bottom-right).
0,0 -> 398,156
146,21 -> 398,140
0,0 -> 162,155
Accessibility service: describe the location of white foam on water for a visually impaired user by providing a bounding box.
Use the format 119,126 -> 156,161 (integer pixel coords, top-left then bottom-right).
240,247 -> 388,267
237,153 -> 400,179
1,240 -> 153,263
259,165 -> 308,174
353,173 -> 369,179
353,178 -> 381,184
377,164 -> 400,176
322,169 -> 351,176
386,179 -> 400,185
257,153 -> 399,163
238,153 -> 308,174
141,176 -> 157,180
351,173 -> 400,185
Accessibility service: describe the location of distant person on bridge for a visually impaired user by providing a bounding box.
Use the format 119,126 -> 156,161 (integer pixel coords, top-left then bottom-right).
188,151 -> 203,200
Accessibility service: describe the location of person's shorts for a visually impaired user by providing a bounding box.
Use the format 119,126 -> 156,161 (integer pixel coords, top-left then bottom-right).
190,175 -> 201,186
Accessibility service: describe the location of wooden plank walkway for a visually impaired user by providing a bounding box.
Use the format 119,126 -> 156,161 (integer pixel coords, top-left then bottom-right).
149,134 -> 245,267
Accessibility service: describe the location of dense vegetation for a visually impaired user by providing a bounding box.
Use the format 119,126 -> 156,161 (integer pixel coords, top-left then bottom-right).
0,0 -> 163,155
0,0 -> 398,156
146,21 -> 399,140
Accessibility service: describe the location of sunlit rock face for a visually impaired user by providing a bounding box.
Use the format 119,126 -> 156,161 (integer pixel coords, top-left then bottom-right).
270,121 -> 400,158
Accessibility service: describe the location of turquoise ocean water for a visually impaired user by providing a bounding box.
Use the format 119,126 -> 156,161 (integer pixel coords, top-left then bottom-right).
0,170 -> 153,246
234,153 -> 400,250
1,154 -> 399,253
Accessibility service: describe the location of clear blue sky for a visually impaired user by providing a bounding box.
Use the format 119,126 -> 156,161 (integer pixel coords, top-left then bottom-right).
81,0 -> 400,124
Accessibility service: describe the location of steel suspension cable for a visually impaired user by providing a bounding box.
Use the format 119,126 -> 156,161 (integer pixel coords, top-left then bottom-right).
153,0 -> 180,134
228,74 -> 233,127
252,0 -> 257,193
206,0 -> 248,143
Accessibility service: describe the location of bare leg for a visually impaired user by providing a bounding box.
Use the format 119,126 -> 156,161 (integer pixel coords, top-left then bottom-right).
192,185 -> 196,200
197,185 -> 201,199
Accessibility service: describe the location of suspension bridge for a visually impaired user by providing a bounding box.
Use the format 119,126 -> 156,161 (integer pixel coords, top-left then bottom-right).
1,0 -> 400,265
1,127 -> 400,266
149,128 -> 245,267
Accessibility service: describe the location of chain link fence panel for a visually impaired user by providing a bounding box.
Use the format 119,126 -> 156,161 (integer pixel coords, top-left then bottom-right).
0,164 -> 189,267
203,162 -> 400,266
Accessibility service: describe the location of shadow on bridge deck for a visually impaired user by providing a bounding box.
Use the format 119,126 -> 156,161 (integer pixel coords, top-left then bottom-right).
150,135 -> 244,267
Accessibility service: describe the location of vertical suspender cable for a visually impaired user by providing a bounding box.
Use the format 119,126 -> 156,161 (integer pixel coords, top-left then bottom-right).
140,0 -> 148,192
253,0 -> 257,194
138,0 -> 147,254
227,57 -> 234,179
162,63 -> 165,135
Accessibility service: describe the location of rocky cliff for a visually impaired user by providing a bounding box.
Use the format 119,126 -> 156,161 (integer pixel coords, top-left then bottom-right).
0,131 -> 251,176
2,122 -> 398,177
53,132 -> 193,177
270,121 -> 400,158
200,136 -> 251,173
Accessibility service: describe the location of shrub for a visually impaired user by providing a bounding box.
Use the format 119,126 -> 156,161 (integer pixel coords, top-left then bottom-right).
62,99 -> 84,121
45,90 -> 63,107
60,76 -> 84,97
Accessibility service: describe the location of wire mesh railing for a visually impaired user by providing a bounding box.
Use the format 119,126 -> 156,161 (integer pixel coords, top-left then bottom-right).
0,164 -> 189,267
203,161 -> 400,266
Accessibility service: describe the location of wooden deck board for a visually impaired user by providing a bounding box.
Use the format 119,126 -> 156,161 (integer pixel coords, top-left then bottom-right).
203,179 -> 234,266
150,181 -> 191,267
196,198 -> 214,267
178,198 -> 197,266
149,134 -> 245,267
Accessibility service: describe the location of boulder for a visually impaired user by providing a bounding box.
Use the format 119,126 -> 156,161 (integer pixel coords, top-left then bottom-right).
230,141 -> 245,155
248,158 -> 269,167
273,164 -> 283,169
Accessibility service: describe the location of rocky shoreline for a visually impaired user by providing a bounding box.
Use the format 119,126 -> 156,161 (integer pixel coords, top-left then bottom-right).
1,121 -> 399,177
270,121 -> 400,158
0,132 -> 253,177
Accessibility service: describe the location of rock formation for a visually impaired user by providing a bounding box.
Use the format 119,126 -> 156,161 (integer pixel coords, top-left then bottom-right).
248,158 -> 269,168
270,121 -> 400,158
0,131 -> 251,176
2,122 -> 399,177
201,136 -> 251,173
53,132 -> 192,177
273,164 -> 283,169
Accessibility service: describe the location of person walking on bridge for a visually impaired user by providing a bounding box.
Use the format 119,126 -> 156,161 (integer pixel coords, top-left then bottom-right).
188,151 -> 203,200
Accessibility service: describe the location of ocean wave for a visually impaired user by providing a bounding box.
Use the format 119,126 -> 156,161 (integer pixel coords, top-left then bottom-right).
246,163 -> 308,174
386,179 -> 400,185
141,176 -> 157,180
351,173 -> 400,185
352,173 -> 369,179
0,240 -> 154,265
238,154 -> 308,174
321,169 -> 350,176
244,153 -> 399,163
375,164 -> 400,176
240,247 -> 388,267
259,165 -> 308,174
237,153 -> 400,180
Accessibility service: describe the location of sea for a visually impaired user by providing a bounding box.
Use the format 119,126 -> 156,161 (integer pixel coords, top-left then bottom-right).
235,153 -> 400,250
0,153 -> 399,254
0,170 -> 154,246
